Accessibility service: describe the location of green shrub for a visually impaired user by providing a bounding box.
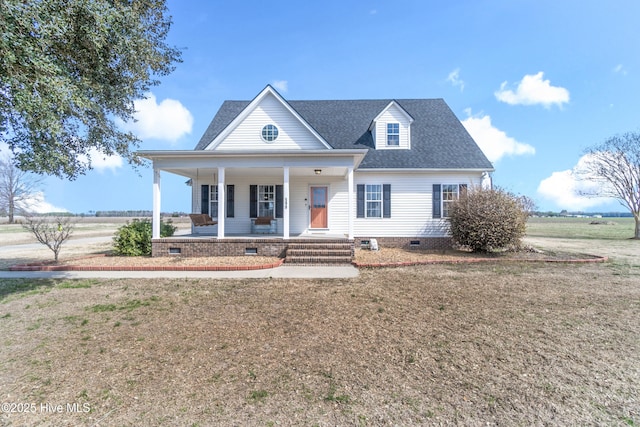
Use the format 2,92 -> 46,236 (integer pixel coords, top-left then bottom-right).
448,187 -> 531,252
112,218 -> 177,256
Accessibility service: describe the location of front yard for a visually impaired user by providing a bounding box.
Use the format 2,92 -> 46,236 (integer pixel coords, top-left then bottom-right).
1,262 -> 639,426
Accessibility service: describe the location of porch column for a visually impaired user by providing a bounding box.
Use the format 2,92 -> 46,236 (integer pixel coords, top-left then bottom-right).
347,166 -> 354,239
152,167 -> 161,239
283,166 -> 290,239
217,167 -> 225,239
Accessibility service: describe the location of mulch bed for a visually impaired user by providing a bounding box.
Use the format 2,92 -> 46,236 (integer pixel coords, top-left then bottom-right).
353,247 -> 607,268
7,247 -> 607,271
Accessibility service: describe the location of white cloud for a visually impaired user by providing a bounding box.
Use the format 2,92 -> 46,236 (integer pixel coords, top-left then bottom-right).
446,68 -> 465,92
461,110 -> 535,162
613,64 -> 628,75
19,191 -> 68,214
495,72 -> 570,108
271,80 -> 288,93
83,148 -> 123,173
119,93 -> 193,142
537,155 -> 614,210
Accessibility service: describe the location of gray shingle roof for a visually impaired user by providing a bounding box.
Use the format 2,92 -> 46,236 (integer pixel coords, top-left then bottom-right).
194,98 -> 493,170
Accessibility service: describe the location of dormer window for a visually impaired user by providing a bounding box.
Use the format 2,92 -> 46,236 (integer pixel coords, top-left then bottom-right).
386,123 -> 400,146
370,101 -> 413,150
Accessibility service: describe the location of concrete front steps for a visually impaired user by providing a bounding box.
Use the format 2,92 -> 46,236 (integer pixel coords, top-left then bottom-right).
285,240 -> 354,265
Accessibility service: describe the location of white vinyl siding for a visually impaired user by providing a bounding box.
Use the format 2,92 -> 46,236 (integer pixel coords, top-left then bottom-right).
191,174 -> 349,236
214,94 -> 328,151
354,173 -> 481,237
191,171 -> 482,238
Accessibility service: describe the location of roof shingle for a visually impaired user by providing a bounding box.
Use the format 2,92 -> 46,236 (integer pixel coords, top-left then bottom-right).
194,98 -> 493,170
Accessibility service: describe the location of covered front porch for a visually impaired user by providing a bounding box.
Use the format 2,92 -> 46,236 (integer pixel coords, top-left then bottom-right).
138,150 -> 367,252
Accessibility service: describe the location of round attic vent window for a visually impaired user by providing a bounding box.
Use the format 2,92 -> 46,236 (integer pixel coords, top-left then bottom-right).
261,124 -> 279,142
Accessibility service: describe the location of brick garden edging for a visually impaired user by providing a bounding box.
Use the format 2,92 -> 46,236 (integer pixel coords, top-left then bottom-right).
8,254 -> 608,272
9,258 -> 285,272
352,254 -> 608,268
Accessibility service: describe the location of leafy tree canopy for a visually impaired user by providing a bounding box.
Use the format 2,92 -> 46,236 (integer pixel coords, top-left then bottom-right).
0,0 -> 181,179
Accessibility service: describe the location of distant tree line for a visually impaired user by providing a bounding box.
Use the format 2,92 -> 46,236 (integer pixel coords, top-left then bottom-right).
533,211 -> 633,218
93,211 -> 188,217
1,210 -> 188,218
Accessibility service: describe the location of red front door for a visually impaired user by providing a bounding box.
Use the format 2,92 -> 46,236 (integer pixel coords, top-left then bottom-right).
310,186 -> 328,229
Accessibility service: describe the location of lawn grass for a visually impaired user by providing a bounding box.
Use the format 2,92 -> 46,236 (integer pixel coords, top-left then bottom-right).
1,263 -> 639,425
526,216 -> 635,240
0,217 -> 639,425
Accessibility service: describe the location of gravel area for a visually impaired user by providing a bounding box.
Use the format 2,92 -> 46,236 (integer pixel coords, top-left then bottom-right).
55,254 -> 280,268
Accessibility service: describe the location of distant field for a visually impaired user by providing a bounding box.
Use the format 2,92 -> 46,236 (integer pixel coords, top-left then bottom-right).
525,217 -> 639,267
0,216 -> 191,246
526,216 -> 636,240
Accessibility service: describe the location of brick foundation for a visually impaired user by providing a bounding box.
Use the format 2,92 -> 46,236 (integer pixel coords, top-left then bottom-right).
354,236 -> 453,250
151,237 -> 355,259
152,238 -> 289,258
152,237 -> 448,258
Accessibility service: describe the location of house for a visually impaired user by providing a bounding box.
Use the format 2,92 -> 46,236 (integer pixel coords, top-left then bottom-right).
137,85 -> 494,261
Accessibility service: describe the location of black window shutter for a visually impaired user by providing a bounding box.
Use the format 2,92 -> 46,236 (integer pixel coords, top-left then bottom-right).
433,184 -> 441,219
250,185 -> 257,218
383,184 -> 391,218
356,184 -> 365,218
226,185 -> 234,218
201,185 -> 209,215
275,185 -> 283,218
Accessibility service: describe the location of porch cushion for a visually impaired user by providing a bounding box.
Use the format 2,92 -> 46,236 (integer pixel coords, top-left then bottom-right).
253,216 -> 274,226
189,213 -> 217,227
251,217 -> 276,234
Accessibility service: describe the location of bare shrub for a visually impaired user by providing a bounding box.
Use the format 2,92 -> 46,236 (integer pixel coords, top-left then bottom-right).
448,187 -> 531,252
22,216 -> 76,262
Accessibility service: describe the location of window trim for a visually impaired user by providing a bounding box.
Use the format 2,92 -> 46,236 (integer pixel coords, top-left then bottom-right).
386,122 -> 400,146
258,184 -> 275,218
261,124 -> 279,142
434,183 -> 467,218
441,184 -> 459,218
357,184 -> 391,219
365,184 -> 382,218
250,184 -> 284,219
209,185 -> 219,219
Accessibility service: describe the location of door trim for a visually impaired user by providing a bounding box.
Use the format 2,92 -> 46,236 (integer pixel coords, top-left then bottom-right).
309,185 -> 328,229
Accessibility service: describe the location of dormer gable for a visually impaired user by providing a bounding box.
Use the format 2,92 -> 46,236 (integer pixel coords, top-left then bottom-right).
369,101 -> 414,150
203,85 -> 332,151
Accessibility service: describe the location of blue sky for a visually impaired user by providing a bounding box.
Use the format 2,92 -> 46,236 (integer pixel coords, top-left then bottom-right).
23,1 -> 640,213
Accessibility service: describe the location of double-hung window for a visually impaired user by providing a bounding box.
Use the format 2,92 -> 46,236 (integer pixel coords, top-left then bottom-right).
366,184 -> 382,218
258,185 -> 275,217
442,185 -> 459,218
357,184 -> 391,218
386,123 -> 400,146
209,186 -> 218,218
432,184 -> 466,218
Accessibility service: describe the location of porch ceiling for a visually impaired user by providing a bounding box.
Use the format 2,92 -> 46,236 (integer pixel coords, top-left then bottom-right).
138,149 -> 368,179
164,166 -> 349,179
